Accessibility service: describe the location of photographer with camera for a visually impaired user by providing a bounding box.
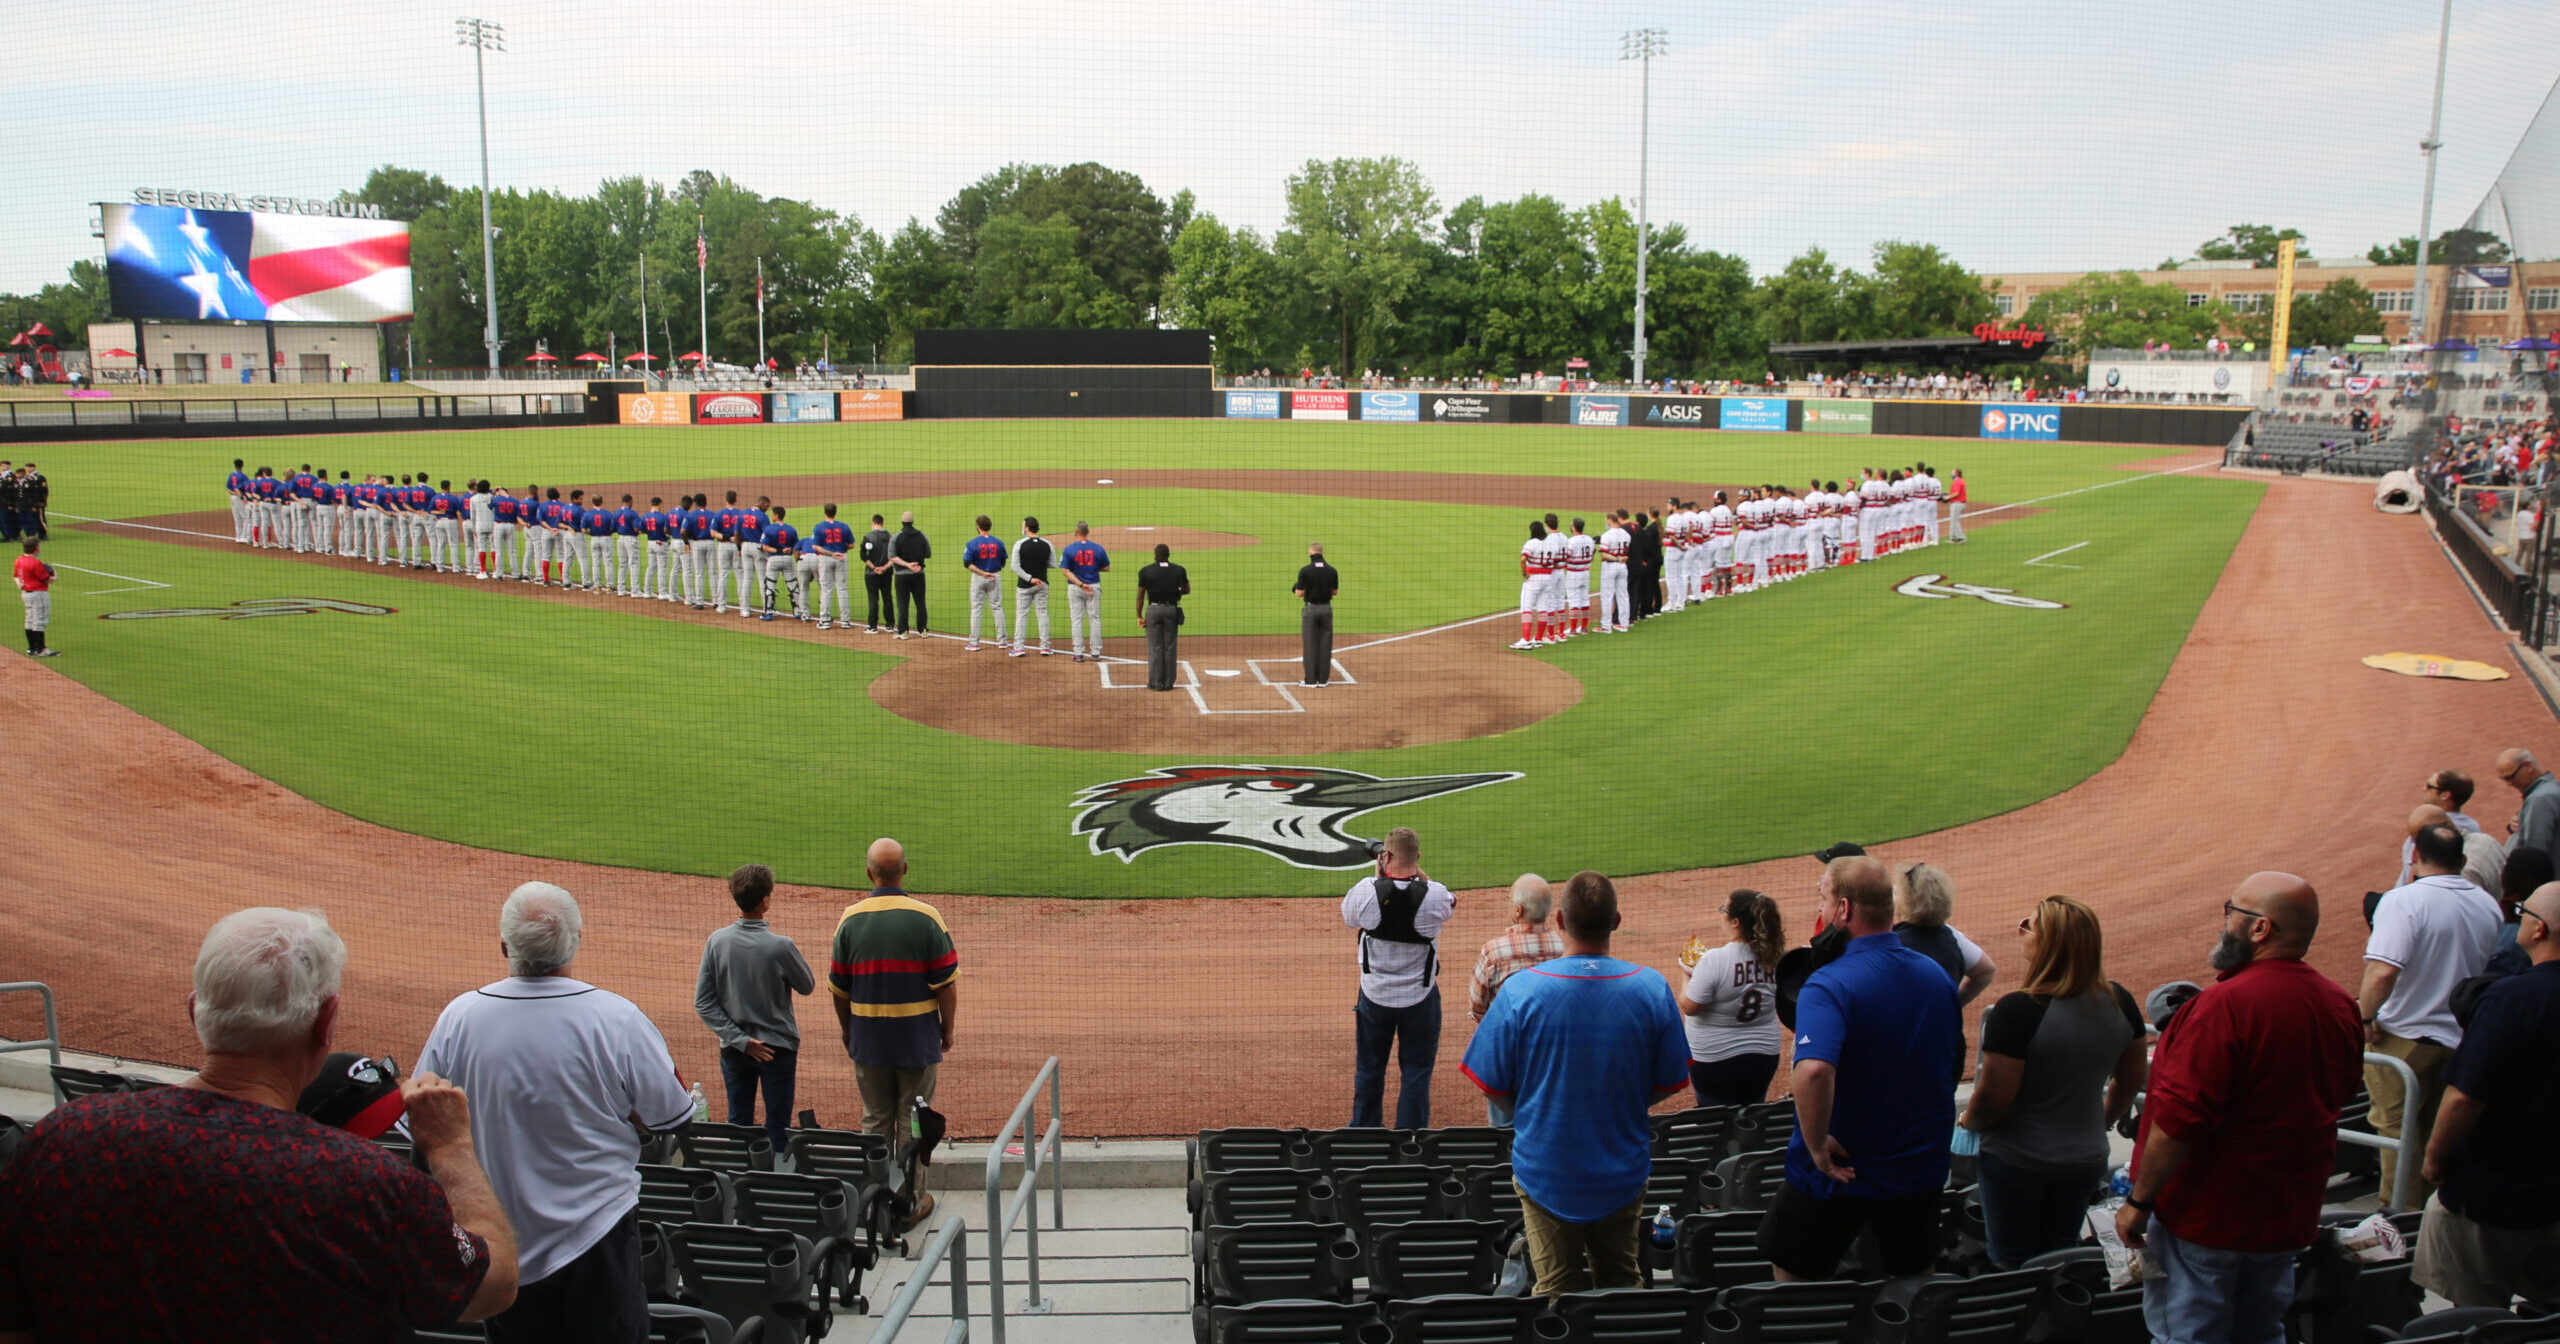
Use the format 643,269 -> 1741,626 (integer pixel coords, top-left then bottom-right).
1342,827 -> 1455,1129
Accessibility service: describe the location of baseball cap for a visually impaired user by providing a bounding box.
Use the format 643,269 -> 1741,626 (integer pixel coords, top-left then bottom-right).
1812,842 -> 1865,864
297,1052 -> 405,1139
2145,981 -> 2203,1033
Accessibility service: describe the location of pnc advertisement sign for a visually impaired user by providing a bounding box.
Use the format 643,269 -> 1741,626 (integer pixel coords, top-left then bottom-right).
618,392 -> 692,426
1719,398 -> 1789,432
1225,390 -> 1281,419
840,390 -> 905,422
1979,404 -> 2060,441
1359,391 -> 1420,422
1572,395 -> 1629,427
1293,389 -> 1351,421
1802,400 -> 1874,435
693,393 -> 767,423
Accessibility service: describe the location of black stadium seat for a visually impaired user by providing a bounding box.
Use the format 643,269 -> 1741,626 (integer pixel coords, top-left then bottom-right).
1334,1164 -> 1459,1237
1381,1292 -> 1554,1344
1362,1219 -> 1509,1301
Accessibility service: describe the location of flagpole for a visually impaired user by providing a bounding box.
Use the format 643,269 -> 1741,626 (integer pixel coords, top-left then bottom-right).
756,257 -> 766,371
638,250 -> 652,385
697,213 -> 709,377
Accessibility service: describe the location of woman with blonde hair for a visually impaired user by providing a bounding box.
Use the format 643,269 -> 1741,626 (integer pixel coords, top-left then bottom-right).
1893,861 -> 1999,1007
1675,890 -> 1786,1106
1956,895 -> 2149,1267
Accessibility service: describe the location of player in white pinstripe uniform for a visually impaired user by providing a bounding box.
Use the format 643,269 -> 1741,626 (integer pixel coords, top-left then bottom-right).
1596,513 -> 1632,632
1560,517 -> 1596,637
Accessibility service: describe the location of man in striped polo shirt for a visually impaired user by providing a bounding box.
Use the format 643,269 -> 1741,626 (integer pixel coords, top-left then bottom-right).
829,838 -> 961,1182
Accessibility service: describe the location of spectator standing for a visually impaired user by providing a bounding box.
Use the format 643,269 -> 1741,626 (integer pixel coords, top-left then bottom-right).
2116,874 -> 2363,1344
0,908 -> 518,1341
14,538 -> 54,657
1676,889 -> 1786,1107
1755,856 -> 1964,1281
1461,871 -> 1688,1298
1464,873 -> 1565,1127
2424,769 -> 2484,835
1956,896 -> 2148,1268
1342,826 -> 1455,1129
1892,861 -> 1998,1006
695,863 -> 816,1152
2414,881 -> 2560,1307
2496,749 -> 2559,857
2360,823 -> 2504,1207
418,883 -> 692,1344
827,837 -> 959,1200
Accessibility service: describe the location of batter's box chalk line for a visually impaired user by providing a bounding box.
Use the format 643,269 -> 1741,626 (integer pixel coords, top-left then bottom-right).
1098,657 -> 1357,715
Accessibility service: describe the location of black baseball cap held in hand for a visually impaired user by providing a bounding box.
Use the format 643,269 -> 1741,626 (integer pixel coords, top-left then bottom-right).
1813,841 -> 1865,863
297,1052 -> 405,1139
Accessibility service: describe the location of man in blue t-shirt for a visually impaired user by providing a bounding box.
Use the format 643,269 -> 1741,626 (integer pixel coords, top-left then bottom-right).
1758,854 -> 1963,1281
1462,870 -> 1688,1299
2414,880 -> 2560,1307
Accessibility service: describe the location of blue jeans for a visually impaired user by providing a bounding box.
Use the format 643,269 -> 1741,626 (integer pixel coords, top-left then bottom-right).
718,1046 -> 798,1153
1351,988 -> 1440,1129
1975,1150 -> 2102,1269
2142,1221 -> 2298,1344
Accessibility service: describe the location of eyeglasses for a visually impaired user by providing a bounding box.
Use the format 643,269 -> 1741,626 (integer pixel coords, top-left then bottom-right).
2422,779 -> 2448,793
2223,901 -> 2280,934
2526,906 -> 2558,935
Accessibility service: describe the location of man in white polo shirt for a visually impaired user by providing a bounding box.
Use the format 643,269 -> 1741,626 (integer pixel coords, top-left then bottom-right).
418,881 -> 694,1344
2359,823 -> 2503,1210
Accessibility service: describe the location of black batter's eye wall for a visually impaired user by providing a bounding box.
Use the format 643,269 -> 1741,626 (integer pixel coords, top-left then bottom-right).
910,328 -> 1218,420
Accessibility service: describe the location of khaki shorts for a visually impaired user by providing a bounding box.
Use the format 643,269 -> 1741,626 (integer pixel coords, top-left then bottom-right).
2413,1193 -> 2560,1308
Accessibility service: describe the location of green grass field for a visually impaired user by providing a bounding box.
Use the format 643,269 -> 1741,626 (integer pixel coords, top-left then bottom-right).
33,420 -> 2261,896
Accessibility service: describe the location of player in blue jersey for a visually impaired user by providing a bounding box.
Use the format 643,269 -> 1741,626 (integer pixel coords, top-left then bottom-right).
582,496 -> 617,591
287,465 -> 318,553
811,504 -> 855,631
756,507 -> 800,621
792,528 -> 821,622
730,495 -> 770,618
1059,522 -> 1112,662
680,495 -> 716,609
639,497 -> 673,602
962,515 -> 1009,651
307,468 -> 336,557
225,459 -> 251,544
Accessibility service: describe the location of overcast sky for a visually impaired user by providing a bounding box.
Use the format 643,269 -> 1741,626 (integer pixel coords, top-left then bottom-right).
6,0 -> 2556,294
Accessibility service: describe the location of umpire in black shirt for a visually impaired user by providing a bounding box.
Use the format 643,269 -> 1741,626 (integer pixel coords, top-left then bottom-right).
890,511 -> 931,639
1136,544 -> 1190,692
860,512 -> 894,634
1293,543 -> 1339,687
1630,509 -> 1662,620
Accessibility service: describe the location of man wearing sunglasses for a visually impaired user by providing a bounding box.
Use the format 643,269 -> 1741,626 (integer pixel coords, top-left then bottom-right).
2414,881 -> 2560,1308
2116,873 -> 2362,1344
2495,749 -> 2558,859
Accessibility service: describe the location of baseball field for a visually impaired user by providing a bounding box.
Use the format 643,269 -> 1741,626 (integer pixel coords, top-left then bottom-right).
6,418 -> 2552,1134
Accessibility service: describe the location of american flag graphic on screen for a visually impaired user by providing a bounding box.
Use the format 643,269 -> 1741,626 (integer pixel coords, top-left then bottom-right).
103,204 -> 412,323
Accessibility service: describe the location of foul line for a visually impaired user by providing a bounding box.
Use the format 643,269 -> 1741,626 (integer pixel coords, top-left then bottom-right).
52,512 -> 236,542
1962,458 -> 2221,521
52,563 -> 172,596
1336,608 -> 1518,653
2023,542 -> 2089,569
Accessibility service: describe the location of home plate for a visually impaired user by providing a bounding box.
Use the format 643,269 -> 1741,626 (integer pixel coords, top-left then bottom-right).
1097,478 -> 1114,485
1204,668 -> 1242,678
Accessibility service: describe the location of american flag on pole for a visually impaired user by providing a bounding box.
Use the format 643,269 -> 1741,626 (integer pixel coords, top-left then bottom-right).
696,216 -> 707,271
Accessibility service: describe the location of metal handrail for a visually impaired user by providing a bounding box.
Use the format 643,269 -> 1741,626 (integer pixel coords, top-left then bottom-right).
2342,1050 -> 2426,1213
985,1056 -> 1066,1344
0,983 -> 62,1102
870,1213 -> 970,1344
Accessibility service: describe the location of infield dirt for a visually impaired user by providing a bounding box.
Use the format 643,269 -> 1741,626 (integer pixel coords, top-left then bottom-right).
17,473 -> 2549,1135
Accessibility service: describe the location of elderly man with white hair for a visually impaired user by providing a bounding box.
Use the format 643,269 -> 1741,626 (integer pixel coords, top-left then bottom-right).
1465,874 -> 1566,1128
419,882 -> 692,1344
0,907 -> 518,1342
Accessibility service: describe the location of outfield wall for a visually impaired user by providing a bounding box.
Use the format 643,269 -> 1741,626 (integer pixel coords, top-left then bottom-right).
1226,388 -> 2246,446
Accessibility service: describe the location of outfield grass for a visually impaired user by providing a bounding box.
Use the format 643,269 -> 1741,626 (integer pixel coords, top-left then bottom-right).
35,421 -> 2260,897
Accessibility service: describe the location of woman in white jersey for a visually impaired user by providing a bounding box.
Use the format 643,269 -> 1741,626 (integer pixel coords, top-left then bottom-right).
1676,889 -> 1787,1107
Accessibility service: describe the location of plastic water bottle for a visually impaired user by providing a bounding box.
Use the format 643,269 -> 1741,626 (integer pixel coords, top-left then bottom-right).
689,1083 -> 709,1124
2108,1165 -> 2131,1199
1650,1205 -> 1678,1250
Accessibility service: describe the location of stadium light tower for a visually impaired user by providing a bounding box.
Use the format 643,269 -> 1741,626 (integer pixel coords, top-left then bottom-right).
1622,27 -> 1667,386
457,18 -> 505,372
2407,0 -> 2452,347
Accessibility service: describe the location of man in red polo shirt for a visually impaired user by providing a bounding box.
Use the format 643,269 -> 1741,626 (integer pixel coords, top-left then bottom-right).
2116,872 -> 2362,1344
14,538 -> 54,657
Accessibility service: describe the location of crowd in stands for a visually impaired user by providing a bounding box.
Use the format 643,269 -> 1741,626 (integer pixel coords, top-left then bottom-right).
2,747 -> 2557,1340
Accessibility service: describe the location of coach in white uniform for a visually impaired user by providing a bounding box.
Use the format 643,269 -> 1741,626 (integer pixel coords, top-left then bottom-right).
1596,515 -> 1632,632
417,882 -> 693,1344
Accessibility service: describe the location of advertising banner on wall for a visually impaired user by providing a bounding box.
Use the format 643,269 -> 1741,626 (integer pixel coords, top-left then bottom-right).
769,392 -> 837,423
2087,363 -> 2264,399
692,392 -> 767,423
1720,397 -> 1789,431
841,390 -> 906,422
1979,404 -> 2061,441
1359,390 -> 1420,422
1802,400 -> 1875,434
1572,395 -> 1629,426
1225,390 -> 1281,419
1293,389 -> 1351,421
1425,393 -> 1501,422
102,202 -> 413,324
618,392 -> 692,426
1634,397 -> 1711,428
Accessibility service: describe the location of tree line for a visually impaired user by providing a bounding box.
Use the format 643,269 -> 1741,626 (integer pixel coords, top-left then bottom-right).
0,165 -> 2496,374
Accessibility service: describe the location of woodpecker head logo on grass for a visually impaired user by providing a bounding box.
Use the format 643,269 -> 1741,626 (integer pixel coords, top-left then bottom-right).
1071,765 -> 1521,867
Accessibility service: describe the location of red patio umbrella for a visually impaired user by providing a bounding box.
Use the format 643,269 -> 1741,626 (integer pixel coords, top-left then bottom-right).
23,323 -> 55,338
99,348 -> 138,358
678,351 -> 706,362
572,352 -> 606,362
525,352 -> 558,362
624,352 -> 657,363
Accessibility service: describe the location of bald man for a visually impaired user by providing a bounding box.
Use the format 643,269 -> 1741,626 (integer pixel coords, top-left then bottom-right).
2497,749 -> 2559,858
826,838 -> 959,1209
2118,874 -> 2363,1344
1466,875 -> 1565,1128
2383,805 -> 2508,911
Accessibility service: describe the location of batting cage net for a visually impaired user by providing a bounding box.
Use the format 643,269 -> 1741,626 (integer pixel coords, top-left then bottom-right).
3,2 -> 2557,1140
